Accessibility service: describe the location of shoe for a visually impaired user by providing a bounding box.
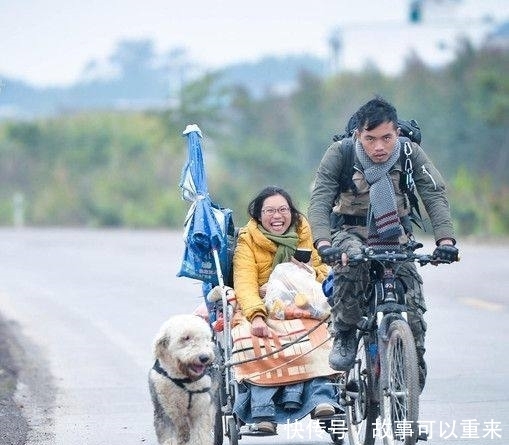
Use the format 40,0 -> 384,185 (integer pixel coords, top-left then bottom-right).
254,421 -> 277,434
283,401 -> 301,411
329,328 -> 357,371
312,403 -> 336,418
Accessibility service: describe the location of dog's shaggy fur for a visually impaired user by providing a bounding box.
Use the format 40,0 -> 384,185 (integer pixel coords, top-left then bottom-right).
149,314 -> 216,445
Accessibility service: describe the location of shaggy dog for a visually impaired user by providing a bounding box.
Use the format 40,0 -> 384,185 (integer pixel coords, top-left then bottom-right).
149,314 -> 216,445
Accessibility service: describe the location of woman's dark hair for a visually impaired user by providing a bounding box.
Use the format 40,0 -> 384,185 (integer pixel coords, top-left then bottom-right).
248,186 -> 301,224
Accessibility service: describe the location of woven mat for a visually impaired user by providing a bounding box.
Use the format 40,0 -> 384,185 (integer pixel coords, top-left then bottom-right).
230,317 -> 339,386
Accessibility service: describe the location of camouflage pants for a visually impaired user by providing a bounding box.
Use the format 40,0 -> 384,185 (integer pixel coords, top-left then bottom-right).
330,230 -> 428,388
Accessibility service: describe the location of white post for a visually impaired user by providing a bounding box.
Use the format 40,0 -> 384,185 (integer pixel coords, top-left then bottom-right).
13,192 -> 25,227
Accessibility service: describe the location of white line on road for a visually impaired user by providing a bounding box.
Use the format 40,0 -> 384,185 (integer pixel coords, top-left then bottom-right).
460,297 -> 505,312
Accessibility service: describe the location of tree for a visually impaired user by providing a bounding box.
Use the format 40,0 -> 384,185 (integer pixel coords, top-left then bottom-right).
109,39 -> 156,76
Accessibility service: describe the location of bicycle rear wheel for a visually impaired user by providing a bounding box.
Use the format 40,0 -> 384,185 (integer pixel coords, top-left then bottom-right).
345,333 -> 379,445
379,319 -> 420,445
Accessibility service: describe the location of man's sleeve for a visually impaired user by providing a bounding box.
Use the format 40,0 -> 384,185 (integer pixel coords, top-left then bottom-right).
411,144 -> 456,244
308,142 -> 343,245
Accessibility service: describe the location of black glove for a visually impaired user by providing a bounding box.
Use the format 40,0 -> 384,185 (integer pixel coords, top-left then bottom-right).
432,244 -> 459,262
318,245 -> 343,265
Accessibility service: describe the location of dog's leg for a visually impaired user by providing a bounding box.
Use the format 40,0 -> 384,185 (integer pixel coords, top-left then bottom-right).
150,376 -> 190,444
165,403 -> 191,444
161,439 -> 182,445
157,417 -> 190,445
176,422 -> 191,444
189,402 -> 215,445
150,378 -> 174,444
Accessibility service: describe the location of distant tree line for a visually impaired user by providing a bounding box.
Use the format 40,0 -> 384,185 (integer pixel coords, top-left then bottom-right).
0,39 -> 507,236
0,38 -> 325,119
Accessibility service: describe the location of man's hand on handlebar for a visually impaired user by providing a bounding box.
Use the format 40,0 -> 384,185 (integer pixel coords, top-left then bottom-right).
317,239 -> 459,266
318,245 -> 348,266
432,244 -> 459,263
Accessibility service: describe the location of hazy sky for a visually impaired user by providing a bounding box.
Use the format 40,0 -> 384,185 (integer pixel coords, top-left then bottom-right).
0,0 -> 507,87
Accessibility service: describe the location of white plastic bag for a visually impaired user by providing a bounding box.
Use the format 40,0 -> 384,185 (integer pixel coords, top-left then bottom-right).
264,261 -> 330,320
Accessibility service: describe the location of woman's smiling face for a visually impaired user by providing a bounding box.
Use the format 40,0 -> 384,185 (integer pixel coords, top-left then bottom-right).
259,194 -> 292,235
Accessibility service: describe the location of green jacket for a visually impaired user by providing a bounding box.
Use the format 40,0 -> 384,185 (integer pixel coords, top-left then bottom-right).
308,139 -> 456,246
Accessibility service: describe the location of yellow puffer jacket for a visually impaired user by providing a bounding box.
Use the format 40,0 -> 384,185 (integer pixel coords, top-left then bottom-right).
233,215 -> 329,322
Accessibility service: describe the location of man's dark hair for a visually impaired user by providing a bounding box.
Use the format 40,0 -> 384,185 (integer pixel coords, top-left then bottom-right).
248,185 -> 300,223
355,96 -> 398,132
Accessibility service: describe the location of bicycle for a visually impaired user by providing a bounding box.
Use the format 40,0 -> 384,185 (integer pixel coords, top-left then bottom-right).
325,241 -> 455,445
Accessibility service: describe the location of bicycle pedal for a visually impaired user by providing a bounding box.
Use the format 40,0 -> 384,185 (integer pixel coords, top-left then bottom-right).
345,381 -> 359,392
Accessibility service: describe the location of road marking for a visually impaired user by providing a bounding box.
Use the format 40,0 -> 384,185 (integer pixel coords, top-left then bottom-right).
461,297 -> 505,312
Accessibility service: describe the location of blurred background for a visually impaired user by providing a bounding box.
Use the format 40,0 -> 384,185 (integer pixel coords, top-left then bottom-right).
0,0 -> 508,237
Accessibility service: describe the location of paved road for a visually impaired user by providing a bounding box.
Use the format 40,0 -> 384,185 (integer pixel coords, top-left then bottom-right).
0,229 -> 507,444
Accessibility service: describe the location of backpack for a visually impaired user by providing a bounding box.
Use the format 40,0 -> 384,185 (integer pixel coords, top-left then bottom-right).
225,226 -> 240,288
332,117 -> 424,229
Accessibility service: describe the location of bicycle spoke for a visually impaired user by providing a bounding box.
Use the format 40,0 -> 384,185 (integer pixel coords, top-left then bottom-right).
391,339 -> 409,423
380,320 -> 419,444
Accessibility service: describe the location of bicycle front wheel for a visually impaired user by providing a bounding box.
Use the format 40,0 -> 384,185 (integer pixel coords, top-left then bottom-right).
379,319 -> 420,445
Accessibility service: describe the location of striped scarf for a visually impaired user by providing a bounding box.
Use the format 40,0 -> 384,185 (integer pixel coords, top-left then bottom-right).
355,139 -> 403,251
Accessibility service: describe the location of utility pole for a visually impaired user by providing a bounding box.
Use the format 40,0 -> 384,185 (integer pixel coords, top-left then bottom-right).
13,193 -> 25,227
409,0 -> 424,23
328,28 -> 343,74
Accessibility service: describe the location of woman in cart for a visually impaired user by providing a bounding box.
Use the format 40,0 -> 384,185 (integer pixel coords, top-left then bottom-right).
231,185 -> 341,435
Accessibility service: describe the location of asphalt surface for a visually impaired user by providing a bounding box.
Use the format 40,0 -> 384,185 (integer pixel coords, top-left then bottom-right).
0,314 -> 34,444
0,309 -> 58,445
0,229 -> 507,445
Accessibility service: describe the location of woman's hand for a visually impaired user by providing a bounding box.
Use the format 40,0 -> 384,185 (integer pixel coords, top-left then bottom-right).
251,315 -> 270,337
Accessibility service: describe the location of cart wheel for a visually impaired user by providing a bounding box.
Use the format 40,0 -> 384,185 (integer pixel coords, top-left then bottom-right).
213,402 -> 223,445
319,419 -> 345,445
227,417 -> 239,445
329,431 -> 345,445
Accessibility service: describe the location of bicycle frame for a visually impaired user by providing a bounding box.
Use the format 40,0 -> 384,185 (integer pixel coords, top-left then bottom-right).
343,245 -> 450,445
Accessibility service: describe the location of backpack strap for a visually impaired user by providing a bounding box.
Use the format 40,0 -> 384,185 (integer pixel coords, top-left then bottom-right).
338,138 -> 357,193
225,226 -> 240,288
399,138 -> 425,230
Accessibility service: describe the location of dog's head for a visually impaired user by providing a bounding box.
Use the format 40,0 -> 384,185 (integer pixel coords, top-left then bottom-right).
153,314 -> 215,380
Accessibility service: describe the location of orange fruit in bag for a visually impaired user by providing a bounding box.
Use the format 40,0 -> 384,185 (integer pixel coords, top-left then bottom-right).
294,293 -> 309,308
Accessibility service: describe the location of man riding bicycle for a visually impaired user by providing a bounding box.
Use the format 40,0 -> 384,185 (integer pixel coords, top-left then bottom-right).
308,96 -> 459,391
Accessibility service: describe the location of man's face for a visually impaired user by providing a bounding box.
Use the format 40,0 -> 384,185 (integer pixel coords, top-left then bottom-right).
356,121 -> 400,163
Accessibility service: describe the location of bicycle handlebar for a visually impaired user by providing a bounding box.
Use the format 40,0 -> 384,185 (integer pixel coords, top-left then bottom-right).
347,247 -> 454,266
